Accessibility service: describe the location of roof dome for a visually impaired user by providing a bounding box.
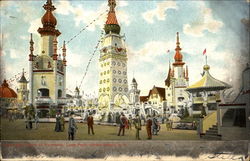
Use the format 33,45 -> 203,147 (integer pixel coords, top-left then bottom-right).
41,10 -> 57,27
174,51 -> 183,62
37,0 -> 61,36
0,80 -> 17,98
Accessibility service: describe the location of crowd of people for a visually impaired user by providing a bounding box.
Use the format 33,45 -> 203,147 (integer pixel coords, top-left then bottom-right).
5,108 -> 177,140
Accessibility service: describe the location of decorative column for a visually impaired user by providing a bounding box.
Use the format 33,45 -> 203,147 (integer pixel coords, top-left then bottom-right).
28,33 -> 34,105
53,36 -> 58,105
62,41 -> 67,98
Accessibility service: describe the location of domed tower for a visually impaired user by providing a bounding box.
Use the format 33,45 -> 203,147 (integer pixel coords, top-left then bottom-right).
98,0 -> 129,112
165,32 -> 189,112
29,0 -> 67,116
17,69 -> 29,106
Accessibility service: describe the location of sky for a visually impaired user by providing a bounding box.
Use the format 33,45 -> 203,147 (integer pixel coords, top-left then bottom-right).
1,0 -> 249,97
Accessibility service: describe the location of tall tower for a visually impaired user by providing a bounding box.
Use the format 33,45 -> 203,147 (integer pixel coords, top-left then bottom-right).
165,32 -> 189,112
17,69 -> 29,106
29,0 -> 67,114
98,0 -> 129,111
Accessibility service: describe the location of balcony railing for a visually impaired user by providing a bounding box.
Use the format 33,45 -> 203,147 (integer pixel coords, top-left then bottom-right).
193,95 -> 221,104
35,96 -> 52,104
57,98 -> 68,104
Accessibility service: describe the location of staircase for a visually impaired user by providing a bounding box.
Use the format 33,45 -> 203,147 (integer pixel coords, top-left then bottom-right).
201,125 -> 222,140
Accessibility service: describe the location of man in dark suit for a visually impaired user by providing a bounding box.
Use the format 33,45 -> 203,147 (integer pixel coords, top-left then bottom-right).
68,112 -> 77,140
87,112 -> 94,135
117,112 -> 127,136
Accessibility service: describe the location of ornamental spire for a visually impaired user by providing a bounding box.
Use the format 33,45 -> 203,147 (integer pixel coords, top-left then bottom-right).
53,36 -> 58,60
62,41 -> 67,66
173,32 -> 185,66
29,33 -> 34,61
108,0 -> 116,12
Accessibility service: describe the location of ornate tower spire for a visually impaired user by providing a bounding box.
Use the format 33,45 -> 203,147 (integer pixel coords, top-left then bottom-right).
38,0 -> 61,36
53,36 -> 58,60
108,0 -> 116,12
104,0 -> 120,34
173,32 -> 185,66
29,33 -> 34,61
62,41 -> 67,66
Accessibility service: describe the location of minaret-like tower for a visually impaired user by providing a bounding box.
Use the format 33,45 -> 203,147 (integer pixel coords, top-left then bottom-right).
17,69 -> 29,106
98,0 -> 129,110
165,32 -> 189,112
29,0 -> 66,114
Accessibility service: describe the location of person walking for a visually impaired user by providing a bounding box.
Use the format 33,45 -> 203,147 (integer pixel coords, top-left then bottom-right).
68,112 -> 77,140
87,113 -> 95,135
117,112 -> 126,136
60,114 -> 65,132
152,115 -> 159,135
134,114 -> 141,140
146,115 -> 152,140
34,114 -> 39,129
55,113 -> 61,132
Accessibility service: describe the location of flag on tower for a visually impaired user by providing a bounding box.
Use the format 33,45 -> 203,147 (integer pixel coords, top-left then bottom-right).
203,48 -> 206,55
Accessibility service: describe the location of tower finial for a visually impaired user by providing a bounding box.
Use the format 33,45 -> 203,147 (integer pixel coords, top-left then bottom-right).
108,0 -> 116,12
29,33 -> 34,61
173,32 -> 184,65
176,32 -> 181,50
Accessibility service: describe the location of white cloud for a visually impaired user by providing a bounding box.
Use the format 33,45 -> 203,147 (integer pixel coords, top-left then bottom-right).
183,2 -> 223,37
55,1 -> 130,31
142,1 -> 177,24
9,49 -> 19,59
28,18 -> 42,35
117,1 -> 128,7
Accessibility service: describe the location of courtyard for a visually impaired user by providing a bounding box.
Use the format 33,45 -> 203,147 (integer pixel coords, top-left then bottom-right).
1,118 -> 200,140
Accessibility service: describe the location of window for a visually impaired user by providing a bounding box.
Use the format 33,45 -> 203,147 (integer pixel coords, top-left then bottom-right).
103,88 -> 106,92
112,61 -> 116,66
124,88 -> 128,92
99,88 -> 102,92
117,62 -> 121,66
103,79 -> 106,83
123,79 -> 127,83
113,78 -> 117,82
113,70 -> 116,74
119,87 -> 122,91
58,89 -> 62,98
123,71 -> 126,75
38,88 -> 49,97
107,87 -> 110,91
107,70 -> 110,74
122,63 -> 125,67
113,87 -> 117,91
118,79 -> 122,83
118,70 -> 121,74
107,79 -> 110,82
100,80 -> 102,84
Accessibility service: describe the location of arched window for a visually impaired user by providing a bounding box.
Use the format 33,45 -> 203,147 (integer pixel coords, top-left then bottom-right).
58,89 -> 62,98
